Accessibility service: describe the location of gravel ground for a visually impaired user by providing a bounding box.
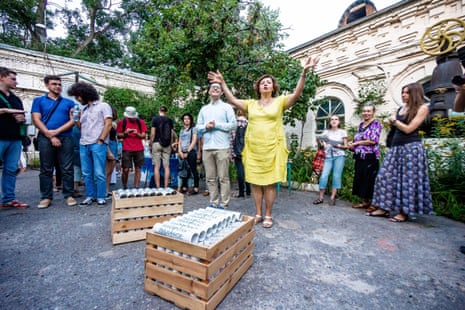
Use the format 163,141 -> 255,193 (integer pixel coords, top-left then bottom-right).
1,169 -> 464,309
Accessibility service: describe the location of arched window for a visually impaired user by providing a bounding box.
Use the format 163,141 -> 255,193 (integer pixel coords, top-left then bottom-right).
315,97 -> 345,131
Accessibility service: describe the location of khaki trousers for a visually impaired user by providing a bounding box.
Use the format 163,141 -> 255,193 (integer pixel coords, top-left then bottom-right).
202,149 -> 231,207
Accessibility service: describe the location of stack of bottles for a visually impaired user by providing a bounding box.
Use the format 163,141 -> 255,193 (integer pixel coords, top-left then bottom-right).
152,207 -> 243,245
115,187 -> 177,199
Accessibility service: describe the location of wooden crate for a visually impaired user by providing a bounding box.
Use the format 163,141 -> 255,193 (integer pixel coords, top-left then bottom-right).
144,216 -> 254,310
111,192 -> 183,245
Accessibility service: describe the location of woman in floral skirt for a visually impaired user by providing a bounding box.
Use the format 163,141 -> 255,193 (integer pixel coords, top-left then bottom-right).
367,82 -> 433,222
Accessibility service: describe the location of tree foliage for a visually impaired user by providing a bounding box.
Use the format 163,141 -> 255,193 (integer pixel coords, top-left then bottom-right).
0,0 -> 148,66
127,0 -> 322,125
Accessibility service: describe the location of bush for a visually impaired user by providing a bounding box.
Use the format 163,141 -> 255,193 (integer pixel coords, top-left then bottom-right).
425,138 -> 465,222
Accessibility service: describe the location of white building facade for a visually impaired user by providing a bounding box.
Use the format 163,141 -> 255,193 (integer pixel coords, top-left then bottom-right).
287,0 -> 465,148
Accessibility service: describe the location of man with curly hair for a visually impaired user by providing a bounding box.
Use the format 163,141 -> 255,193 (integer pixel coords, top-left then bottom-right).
67,82 -> 113,206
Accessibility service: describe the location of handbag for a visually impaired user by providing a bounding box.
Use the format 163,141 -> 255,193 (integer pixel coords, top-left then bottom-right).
312,148 -> 325,176
386,126 -> 395,147
178,159 -> 190,179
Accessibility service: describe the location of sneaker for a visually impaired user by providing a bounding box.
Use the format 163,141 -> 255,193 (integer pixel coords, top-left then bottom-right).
65,197 -> 77,206
80,197 -> 96,206
9,200 -> 29,209
105,192 -> 112,200
208,204 -> 217,209
97,199 -> 106,206
37,199 -> 52,209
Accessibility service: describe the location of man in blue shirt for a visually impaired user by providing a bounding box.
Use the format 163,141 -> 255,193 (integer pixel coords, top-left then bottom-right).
196,83 -> 236,208
32,75 -> 76,208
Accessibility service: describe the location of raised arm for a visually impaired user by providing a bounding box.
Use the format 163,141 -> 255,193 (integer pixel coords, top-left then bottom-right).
207,71 -> 246,112
388,104 -> 429,134
286,56 -> 319,110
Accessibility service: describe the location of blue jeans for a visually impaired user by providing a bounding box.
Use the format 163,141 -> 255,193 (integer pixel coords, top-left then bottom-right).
38,134 -> 74,199
319,155 -> 345,190
80,143 -> 107,200
0,139 -> 22,203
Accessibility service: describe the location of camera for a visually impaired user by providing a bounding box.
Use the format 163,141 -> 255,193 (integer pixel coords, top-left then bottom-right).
452,74 -> 465,86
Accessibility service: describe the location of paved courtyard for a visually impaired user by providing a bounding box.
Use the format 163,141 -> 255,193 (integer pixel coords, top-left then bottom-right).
1,169 -> 464,309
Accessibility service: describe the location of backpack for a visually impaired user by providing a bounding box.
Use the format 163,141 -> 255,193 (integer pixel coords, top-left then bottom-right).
158,118 -> 172,147
233,125 -> 246,158
122,117 -> 141,133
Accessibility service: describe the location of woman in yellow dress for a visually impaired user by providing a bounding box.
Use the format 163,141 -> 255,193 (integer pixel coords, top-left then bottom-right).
208,57 -> 319,228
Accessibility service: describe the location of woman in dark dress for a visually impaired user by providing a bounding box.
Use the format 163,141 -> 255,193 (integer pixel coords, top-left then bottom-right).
367,82 -> 433,222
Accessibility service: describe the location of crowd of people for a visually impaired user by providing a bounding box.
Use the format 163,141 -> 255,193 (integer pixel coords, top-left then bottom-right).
0,62 -> 449,232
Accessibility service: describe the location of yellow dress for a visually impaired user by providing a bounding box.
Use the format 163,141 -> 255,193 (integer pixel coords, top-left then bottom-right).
243,96 -> 289,185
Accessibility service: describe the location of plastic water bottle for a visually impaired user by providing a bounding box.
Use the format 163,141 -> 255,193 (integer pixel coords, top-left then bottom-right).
73,103 -> 80,122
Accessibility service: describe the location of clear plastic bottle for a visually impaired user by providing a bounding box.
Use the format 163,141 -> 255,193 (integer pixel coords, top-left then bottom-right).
72,103 -> 80,122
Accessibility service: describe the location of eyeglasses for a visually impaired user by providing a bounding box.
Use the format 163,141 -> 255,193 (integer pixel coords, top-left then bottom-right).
210,85 -> 221,90
50,82 -> 62,86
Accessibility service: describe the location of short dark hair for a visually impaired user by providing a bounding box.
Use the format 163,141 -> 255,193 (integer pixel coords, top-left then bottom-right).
44,75 -> 61,84
159,106 -> 167,112
67,82 -> 99,103
0,67 -> 16,78
254,74 -> 279,99
181,113 -> 195,129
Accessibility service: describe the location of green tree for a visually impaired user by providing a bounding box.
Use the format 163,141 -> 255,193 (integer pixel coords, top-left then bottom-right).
0,0 -> 147,66
127,0 -> 321,127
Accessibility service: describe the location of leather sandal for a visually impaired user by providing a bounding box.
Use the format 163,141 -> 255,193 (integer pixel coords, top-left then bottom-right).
390,214 -> 408,223
366,209 -> 389,217
352,202 -> 370,209
262,216 -> 273,228
313,198 -> 324,205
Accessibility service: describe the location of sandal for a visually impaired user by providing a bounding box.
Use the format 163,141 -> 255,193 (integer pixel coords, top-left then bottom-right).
390,214 -> 408,223
254,215 -> 263,225
313,198 -> 324,205
365,205 -> 377,213
366,209 -> 389,217
352,202 -> 370,209
262,216 -> 273,228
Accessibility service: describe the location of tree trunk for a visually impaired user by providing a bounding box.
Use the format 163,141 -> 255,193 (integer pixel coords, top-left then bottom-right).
31,0 -> 47,50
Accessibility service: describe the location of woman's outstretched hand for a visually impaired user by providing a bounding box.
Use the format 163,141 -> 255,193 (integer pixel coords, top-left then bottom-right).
303,56 -> 320,73
208,71 -> 224,85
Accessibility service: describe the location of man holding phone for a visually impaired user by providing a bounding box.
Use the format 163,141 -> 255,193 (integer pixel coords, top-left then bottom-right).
116,106 -> 147,189
0,67 -> 29,209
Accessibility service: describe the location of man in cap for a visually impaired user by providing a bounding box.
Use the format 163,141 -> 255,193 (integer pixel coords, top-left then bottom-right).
116,106 -> 147,189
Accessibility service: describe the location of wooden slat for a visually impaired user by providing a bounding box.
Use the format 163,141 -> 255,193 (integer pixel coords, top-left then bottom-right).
112,229 -> 150,245
112,205 -> 182,220
112,214 -> 180,233
112,192 -> 183,209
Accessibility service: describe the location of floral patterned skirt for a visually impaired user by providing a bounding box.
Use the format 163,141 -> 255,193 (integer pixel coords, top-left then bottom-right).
372,142 -> 433,216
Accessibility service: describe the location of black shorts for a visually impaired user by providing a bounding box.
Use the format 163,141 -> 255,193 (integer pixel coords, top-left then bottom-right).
122,151 -> 145,168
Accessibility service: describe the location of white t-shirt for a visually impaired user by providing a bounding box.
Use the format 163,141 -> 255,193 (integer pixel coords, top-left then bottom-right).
320,129 -> 347,158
